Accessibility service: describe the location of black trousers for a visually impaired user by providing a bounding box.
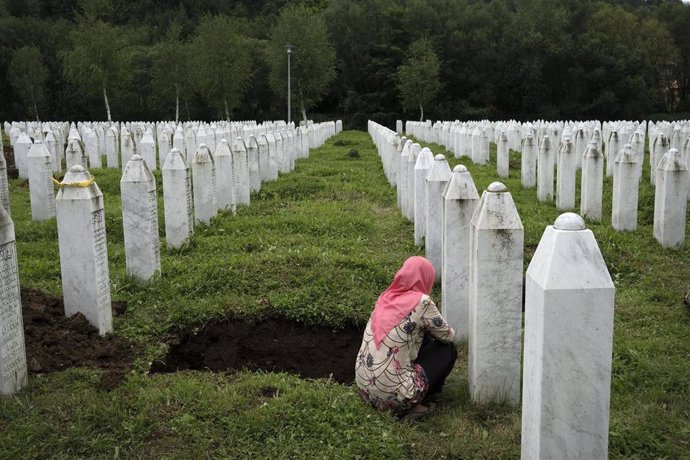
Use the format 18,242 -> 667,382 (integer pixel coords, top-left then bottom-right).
415,334 -> 457,398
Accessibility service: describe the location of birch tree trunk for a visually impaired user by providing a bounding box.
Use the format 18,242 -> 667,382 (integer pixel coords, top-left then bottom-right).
103,86 -> 112,122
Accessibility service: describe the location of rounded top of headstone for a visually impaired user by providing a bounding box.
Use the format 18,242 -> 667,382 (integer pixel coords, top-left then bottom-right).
199,143 -> 207,149
169,147 -> 180,154
453,164 -> 468,173
130,154 -> 143,161
69,165 -> 85,173
554,212 -> 585,231
434,154 -> 446,161
669,148 -> 679,155
487,181 -> 507,193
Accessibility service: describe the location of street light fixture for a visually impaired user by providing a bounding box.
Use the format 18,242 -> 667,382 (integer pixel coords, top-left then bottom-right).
286,44 -> 294,125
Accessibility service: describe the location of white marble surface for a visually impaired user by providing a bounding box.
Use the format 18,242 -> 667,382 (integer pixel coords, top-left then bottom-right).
27,141 -> 56,221
612,144 -> 639,231
275,132 -> 287,174
162,148 -> 194,249
55,165 -> 113,335
158,131 -> 171,168
231,137 -> 250,206
556,137 -> 576,210
605,130 -> 619,177
522,212 -> 615,460
442,165 -> 479,341
105,127 -> 119,169
654,149 -> 688,248
537,135 -> 554,203
14,133 -> 32,179
521,135 -> 537,188
0,205 -> 28,395
425,154 -> 452,280
214,139 -> 236,213
265,133 -> 279,181
184,129 -> 196,164
469,181 -> 523,404
257,135 -> 271,182
581,142 -> 604,221
399,140 -> 411,214
44,131 -> 61,173
173,129 -> 185,163
120,131 -> 135,167
191,144 -> 218,224
121,155 -> 161,280
650,135 -> 669,186
0,153 -> 9,213
414,147 -> 434,246
247,136 -> 261,193
497,131 -> 509,178
405,143 -> 419,221
140,130 -> 157,171
84,129 -> 101,168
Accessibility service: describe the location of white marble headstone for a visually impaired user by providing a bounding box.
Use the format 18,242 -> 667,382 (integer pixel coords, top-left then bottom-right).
191,144 -> 218,224
0,205 -> 28,395
469,181 -> 523,404
55,165 -> 113,335
162,148 -> 194,249
121,155 -> 161,280
654,148 -> 688,248
27,141 -> 56,221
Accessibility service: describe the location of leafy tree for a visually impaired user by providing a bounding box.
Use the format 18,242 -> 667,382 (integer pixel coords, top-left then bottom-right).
8,45 -> 49,121
150,19 -> 193,122
266,4 -> 336,122
396,37 -> 441,121
60,0 -> 132,121
191,15 -> 253,120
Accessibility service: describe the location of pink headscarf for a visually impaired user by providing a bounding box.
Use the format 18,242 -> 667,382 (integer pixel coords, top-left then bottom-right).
371,256 -> 435,347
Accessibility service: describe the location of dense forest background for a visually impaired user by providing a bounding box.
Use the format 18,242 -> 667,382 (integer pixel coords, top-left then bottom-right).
1,0 -> 690,128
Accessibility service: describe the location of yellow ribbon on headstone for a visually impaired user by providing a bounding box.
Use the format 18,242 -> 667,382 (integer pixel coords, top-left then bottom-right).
52,176 -> 96,188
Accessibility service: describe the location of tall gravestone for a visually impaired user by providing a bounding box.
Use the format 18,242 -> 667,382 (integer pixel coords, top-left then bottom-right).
606,130 -> 619,177
265,133 -> 279,181
231,138 -> 250,206
140,130 -> 157,171
521,135 -> 537,188
405,143 -> 420,221
425,154 -> 452,280
0,205 -> 28,395
612,144 -> 639,231
121,131 -> 136,167
162,148 -> 194,249
247,136 -> 261,193
469,181 -> 523,404
191,144 -> 218,224
497,131 -> 509,178
414,148 -> 434,246
27,141 -> 56,221
45,131 -> 61,173
399,140 -> 411,213
581,142 -> 604,221
537,135 -> 554,203
257,135 -> 271,183
442,165 -> 479,341
55,165 -> 113,335
522,213 -> 615,460
214,139 -> 236,213
0,153 -> 9,213
654,148 -> 688,249
158,131 -> 171,169
121,155 -> 161,280
84,129 -> 101,168
184,129 -> 196,164
14,133 -> 32,179
105,127 -> 119,169
556,137 -> 576,210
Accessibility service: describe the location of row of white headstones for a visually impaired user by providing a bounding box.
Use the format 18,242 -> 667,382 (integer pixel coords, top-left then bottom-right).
0,119 -> 342,398
403,118 -> 690,249
371,119 -> 615,460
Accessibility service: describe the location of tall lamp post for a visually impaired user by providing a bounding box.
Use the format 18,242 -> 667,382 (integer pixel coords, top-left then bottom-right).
286,44 -> 294,125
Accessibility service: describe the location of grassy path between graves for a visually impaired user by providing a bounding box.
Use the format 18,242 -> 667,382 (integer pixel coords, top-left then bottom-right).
1,130 -> 689,458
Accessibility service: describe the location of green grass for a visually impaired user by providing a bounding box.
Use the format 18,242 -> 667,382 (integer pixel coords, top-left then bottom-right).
1,129 -> 689,458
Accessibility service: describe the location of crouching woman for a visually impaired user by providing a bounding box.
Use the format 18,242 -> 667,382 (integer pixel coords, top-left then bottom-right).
355,256 -> 457,419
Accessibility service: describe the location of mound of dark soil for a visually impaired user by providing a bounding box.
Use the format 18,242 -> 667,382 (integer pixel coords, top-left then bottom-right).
151,317 -> 363,384
21,288 -> 134,389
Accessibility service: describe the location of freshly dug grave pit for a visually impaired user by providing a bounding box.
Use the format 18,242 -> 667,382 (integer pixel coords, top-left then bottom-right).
21,288 -> 134,389
150,317 -> 363,384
